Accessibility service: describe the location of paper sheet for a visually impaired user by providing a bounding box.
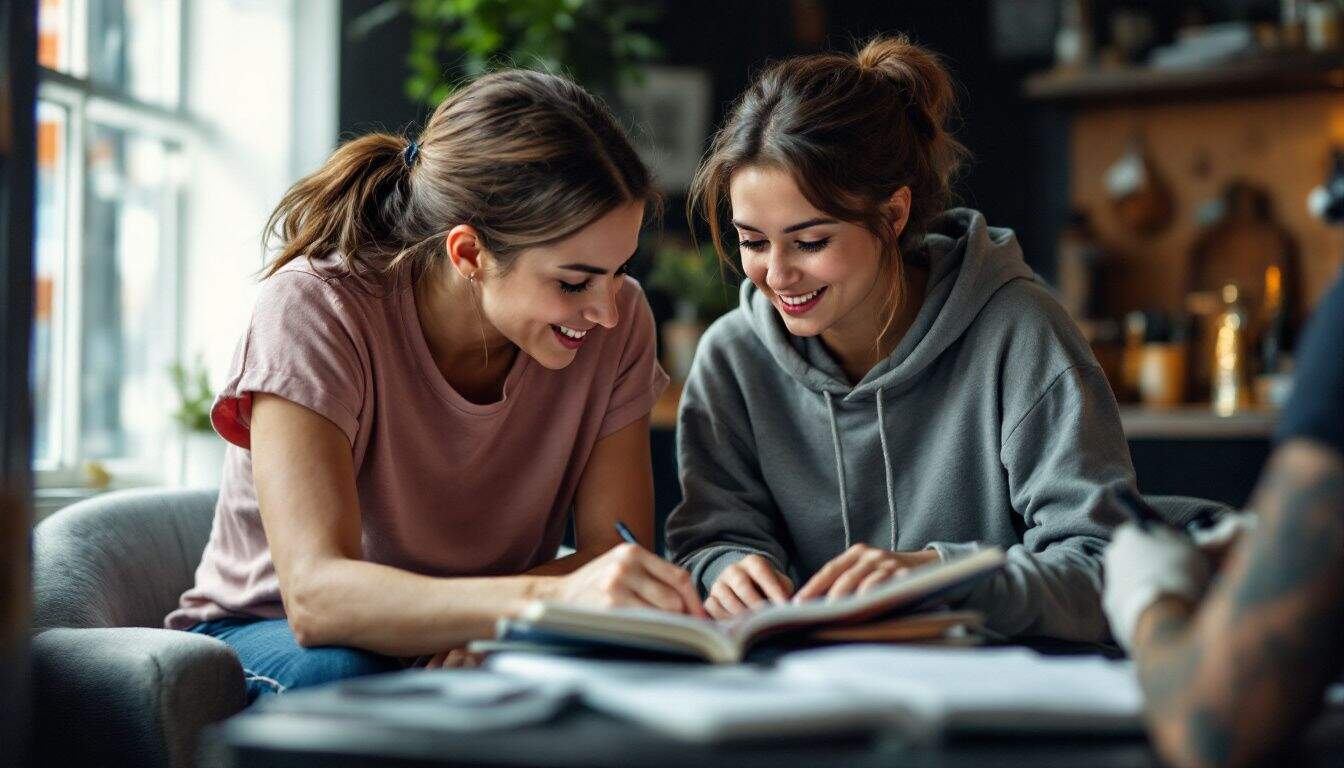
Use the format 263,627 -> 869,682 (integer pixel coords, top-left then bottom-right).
775,645 -> 1145,735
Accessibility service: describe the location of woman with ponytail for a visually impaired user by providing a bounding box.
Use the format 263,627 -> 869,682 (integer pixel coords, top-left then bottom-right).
166,69 -> 703,701
668,37 -> 1134,642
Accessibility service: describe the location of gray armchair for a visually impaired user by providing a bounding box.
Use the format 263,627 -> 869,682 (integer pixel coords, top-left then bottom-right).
32,487 -> 245,768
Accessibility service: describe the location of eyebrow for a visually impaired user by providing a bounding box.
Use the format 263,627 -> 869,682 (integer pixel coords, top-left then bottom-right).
558,263 -> 608,275
732,217 -> 838,235
557,251 -> 637,275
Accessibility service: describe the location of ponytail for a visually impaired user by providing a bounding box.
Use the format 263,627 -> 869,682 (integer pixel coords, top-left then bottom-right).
262,69 -> 654,281
263,133 -> 412,278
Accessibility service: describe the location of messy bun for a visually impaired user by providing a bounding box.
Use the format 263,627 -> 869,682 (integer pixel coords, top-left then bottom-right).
856,36 -> 957,145
690,34 -> 968,339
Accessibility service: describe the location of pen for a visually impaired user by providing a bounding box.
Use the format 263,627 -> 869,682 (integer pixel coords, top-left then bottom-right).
1112,488 -> 1190,539
614,520 -> 709,619
614,521 -> 640,546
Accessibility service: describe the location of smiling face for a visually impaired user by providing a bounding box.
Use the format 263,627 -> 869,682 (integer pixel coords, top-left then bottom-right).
729,165 -> 894,343
475,200 -> 644,370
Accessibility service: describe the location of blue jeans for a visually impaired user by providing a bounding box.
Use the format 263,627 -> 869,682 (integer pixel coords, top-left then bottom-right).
188,618 -> 403,705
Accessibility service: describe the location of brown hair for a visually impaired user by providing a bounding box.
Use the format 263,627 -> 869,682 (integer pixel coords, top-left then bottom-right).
689,35 -> 969,340
264,69 -> 656,279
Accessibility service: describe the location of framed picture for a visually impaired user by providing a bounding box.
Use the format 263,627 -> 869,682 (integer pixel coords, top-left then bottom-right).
620,66 -> 712,194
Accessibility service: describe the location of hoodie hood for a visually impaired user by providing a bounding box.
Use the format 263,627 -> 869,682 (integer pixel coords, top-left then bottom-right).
742,207 -> 1035,400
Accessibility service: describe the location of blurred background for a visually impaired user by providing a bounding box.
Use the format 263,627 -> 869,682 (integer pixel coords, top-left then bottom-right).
26,0 -> 1344,531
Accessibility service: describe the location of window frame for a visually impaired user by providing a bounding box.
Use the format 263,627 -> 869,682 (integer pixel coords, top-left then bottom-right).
34,0 -> 195,490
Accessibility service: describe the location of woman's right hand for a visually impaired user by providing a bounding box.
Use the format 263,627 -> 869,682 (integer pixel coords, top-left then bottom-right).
553,543 -> 708,617
705,555 -> 794,619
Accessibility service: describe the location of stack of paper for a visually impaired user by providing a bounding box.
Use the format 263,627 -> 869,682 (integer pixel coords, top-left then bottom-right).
486,652 -> 918,741
486,644 -> 1147,742
775,645 -> 1144,736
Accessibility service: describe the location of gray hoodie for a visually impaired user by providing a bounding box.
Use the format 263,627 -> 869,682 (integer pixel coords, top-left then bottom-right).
666,208 -> 1134,642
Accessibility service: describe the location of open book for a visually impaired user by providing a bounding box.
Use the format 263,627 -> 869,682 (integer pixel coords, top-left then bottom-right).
496,546 -> 1005,663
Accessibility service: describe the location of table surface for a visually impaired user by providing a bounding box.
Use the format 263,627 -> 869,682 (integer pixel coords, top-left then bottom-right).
213,668 -> 1344,768
216,704 -> 1167,768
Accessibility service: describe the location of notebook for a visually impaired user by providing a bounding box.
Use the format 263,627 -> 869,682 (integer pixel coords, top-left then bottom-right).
496,546 -> 1004,663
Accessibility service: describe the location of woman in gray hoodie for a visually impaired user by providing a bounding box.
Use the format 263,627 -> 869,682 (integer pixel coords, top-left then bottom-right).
666,36 -> 1134,643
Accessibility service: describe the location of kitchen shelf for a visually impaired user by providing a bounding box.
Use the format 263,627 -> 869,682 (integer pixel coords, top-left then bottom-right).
1024,50 -> 1344,104
1119,405 -> 1278,440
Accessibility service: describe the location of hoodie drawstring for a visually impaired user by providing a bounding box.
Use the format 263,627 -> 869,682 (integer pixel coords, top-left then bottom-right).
824,389 -> 899,552
823,391 -> 852,548
875,387 -> 898,552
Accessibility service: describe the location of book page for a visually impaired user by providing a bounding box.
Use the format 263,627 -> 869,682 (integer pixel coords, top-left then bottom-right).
516,547 -> 1004,660
726,546 -> 1006,643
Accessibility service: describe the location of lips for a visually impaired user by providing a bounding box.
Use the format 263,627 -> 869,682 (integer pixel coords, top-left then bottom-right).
777,285 -> 827,316
550,324 -> 588,349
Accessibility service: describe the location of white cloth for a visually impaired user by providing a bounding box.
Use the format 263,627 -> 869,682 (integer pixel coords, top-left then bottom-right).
1190,511 -> 1259,549
1102,523 -> 1212,652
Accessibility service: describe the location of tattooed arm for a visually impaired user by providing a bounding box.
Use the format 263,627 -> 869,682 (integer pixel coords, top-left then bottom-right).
1129,439 -> 1344,768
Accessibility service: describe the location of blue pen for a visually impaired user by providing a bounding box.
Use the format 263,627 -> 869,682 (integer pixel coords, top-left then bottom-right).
615,520 -> 710,618
614,521 -> 639,546
1112,488 -> 1191,539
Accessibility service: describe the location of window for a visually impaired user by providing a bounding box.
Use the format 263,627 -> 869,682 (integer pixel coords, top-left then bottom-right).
34,0 -> 188,485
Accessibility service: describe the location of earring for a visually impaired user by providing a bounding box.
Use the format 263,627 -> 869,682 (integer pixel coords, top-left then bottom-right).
467,272 -> 478,284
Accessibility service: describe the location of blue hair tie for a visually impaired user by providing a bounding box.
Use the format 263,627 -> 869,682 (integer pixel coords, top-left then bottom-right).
402,140 -> 421,168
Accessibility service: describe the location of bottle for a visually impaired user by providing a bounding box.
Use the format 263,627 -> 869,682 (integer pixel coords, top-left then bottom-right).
1121,310 -> 1148,403
1212,283 -> 1253,416
1138,311 -> 1190,408
1307,147 -> 1344,225
1055,0 -> 1093,69
1259,264 -> 1290,376
1306,1 -> 1343,51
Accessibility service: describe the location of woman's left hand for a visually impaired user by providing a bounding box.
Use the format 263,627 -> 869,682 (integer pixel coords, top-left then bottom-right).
793,544 -> 941,603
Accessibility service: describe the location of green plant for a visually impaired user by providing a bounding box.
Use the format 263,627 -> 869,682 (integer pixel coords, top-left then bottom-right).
352,0 -> 664,105
169,359 -> 214,434
647,241 -> 738,322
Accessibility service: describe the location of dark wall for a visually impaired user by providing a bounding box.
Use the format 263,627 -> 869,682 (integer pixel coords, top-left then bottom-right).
339,0 -> 427,137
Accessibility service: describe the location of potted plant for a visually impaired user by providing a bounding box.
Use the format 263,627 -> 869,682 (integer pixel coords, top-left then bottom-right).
169,358 -> 226,488
646,240 -> 738,381
349,0 -> 664,105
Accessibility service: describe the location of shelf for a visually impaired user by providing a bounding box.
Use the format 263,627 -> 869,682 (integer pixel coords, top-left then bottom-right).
1024,50 -> 1344,104
1119,406 -> 1278,440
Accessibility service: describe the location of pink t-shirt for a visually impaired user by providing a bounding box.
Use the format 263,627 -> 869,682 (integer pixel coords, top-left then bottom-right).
166,256 -> 668,629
